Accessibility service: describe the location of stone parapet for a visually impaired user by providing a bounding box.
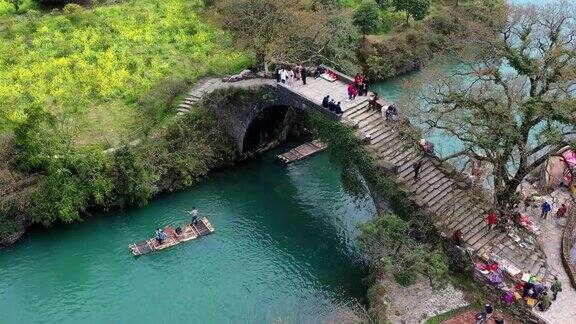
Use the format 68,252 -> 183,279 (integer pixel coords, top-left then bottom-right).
561,211 -> 576,288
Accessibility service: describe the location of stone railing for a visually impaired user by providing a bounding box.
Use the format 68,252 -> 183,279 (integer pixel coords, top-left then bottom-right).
561,210 -> 576,288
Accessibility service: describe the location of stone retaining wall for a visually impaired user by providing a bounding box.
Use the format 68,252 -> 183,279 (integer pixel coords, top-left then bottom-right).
561,210 -> 576,288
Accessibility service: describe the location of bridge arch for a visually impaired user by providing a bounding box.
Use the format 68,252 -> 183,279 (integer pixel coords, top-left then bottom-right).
203,83 -> 337,155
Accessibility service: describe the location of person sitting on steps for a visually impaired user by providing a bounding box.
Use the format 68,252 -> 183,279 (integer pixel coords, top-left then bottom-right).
322,95 -> 330,108
369,92 -> 382,112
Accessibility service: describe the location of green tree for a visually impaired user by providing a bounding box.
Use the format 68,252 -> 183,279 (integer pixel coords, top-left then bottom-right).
405,2 -> 576,209
4,0 -> 23,12
214,0 -> 359,73
393,0 -> 430,24
353,0 -> 381,36
358,213 -> 449,286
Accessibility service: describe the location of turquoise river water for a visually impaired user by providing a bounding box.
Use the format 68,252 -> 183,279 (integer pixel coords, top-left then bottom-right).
0,142 -> 376,323
0,1 -> 547,321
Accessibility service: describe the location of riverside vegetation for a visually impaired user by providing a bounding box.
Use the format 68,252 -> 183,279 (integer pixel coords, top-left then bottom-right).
0,0 -> 249,243
0,0 -> 502,244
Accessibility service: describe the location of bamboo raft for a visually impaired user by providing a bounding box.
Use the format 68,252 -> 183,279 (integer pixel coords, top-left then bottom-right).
277,140 -> 327,164
129,217 -> 215,256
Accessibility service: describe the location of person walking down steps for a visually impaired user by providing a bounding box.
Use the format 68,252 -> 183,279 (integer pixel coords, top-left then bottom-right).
413,159 -> 423,181
541,201 -> 551,219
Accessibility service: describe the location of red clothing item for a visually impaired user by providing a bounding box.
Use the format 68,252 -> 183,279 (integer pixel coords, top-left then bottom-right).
557,206 -> 568,217
347,83 -> 357,95
354,75 -> 363,85
452,229 -> 462,241
487,212 -> 497,225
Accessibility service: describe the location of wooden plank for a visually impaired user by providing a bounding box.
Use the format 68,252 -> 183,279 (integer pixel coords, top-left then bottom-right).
277,140 -> 327,164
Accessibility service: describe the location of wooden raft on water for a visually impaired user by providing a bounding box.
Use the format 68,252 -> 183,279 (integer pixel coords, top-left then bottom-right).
277,140 -> 327,164
129,217 -> 215,256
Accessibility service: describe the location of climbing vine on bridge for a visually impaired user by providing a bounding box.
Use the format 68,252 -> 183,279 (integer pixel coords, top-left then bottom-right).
308,112 -> 450,304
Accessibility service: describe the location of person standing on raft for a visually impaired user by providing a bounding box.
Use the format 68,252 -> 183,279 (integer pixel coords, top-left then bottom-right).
189,207 -> 199,225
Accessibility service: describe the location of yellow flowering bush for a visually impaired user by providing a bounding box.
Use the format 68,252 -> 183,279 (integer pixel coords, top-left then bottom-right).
0,0 -> 251,143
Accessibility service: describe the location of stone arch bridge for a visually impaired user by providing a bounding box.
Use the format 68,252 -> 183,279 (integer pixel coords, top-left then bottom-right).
181,71 -> 553,301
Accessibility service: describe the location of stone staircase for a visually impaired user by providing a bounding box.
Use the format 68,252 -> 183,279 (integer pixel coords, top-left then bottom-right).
341,100 -> 551,282
175,77 -> 277,115
176,78 -> 224,115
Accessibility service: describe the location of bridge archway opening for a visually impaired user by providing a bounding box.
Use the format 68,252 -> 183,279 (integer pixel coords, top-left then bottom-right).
242,105 -> 292,154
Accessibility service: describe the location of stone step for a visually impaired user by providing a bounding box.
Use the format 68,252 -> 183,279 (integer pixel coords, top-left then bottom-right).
362,119 -> 385,135
411,167 -> 442,187
378,139 -> 405,159
469,225 -> 501,249
344,100 -> 370,113
422,180 -> 453,206
367,126 -> 389,139
354,109 -> 379,123
427,182 -> 456,208
347,106 -> 372,120
371,129 -> 397,146
357,113 -> 382,128
390,147 -> 418,165
432,190 -> 467,217
177,108 -> 189,113
444,201 -> 477,223
342,104 -> 367,118
442,203 -> 476,229
380,143 -> 408,161
413,173 -> 446,197
400,162 -> 436,186
457,209 -> 488,234
385,143 -> 414,162
398,158 -> 430,179
377,138 -> 403,157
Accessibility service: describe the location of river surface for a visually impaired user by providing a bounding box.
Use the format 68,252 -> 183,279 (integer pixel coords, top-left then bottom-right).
0,142 -> 375,323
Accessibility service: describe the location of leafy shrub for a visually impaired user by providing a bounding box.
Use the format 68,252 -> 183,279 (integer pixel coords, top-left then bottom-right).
379,9 -> 392,33
353,0 -> 381,35
63,3 -> 82,14
112,144 -> 159,207
28,146 -> 115,226
35,0 -> 68,8
159,109 -> 236,188
12,105 -> 55,172
0,210 -> 19,240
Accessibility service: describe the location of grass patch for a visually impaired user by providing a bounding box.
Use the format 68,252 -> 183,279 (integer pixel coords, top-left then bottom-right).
0,0 -> 251,145
425,306 -> 472,324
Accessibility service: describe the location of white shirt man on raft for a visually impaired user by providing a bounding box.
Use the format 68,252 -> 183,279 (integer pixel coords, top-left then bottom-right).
189,207 -> 198,225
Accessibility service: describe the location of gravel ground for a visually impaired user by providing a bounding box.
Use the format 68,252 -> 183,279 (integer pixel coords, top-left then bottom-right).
384,277 -> 469,324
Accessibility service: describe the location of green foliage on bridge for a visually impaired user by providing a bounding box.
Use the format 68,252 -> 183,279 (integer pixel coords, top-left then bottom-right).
308,112 -> 450,319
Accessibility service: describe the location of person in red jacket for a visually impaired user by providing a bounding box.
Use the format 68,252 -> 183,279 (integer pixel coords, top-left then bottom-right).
452,229 -> 463,246
486,210 -> 497,230
556,203 -> 568,218
347,83 -> 358,100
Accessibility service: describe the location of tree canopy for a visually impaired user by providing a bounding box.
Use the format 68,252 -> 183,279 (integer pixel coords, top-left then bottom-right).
353,0 -> 381,36
393,0 -> 430,24
404,1 -> 576,208
213,0 -> 359,72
